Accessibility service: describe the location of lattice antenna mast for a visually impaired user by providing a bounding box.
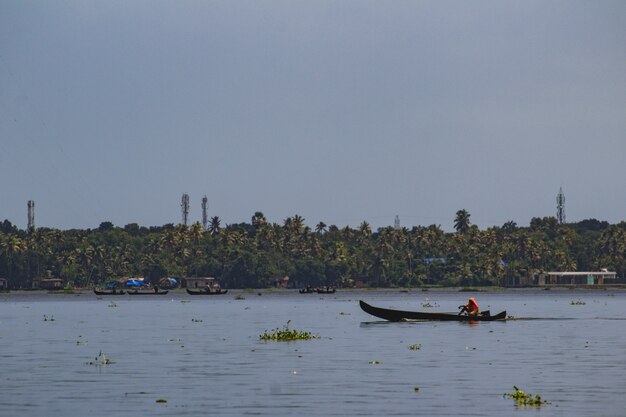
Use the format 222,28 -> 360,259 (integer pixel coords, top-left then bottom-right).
181,193 -> 190,226
201,196 -> 208,231
27,200 -> 35,232
394,215 -> 400,230
556,187 -> 566,224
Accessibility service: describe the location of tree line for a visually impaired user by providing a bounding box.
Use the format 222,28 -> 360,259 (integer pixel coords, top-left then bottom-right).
0,210 -> 625,289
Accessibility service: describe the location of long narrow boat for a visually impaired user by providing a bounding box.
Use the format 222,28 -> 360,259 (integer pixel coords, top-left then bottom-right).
359,300 -> 506,322
93,289 -> 126,295
186,288 -> 228,295
316,288 -> 336,294
126,289 -> 169,295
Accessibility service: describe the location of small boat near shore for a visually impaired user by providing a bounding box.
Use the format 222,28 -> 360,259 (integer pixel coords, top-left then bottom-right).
186,288 -> 228,295
359,300 -> 506,322
93,289 -> 126,295
299,286 -> 336,294
126,289 -> 169,295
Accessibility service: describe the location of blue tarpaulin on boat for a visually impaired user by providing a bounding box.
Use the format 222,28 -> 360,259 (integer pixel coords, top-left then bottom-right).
125,279 -> 143,287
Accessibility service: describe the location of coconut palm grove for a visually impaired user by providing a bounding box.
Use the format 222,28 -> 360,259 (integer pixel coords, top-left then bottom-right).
0,210 -> 625,290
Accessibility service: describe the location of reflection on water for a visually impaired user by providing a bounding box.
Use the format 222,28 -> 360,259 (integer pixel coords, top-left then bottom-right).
1,289 -> 626,416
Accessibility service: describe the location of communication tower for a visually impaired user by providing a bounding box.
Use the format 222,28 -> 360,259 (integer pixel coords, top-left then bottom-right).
201,196 -> 208,231
181,193 -> 190,226
27,200 -> 35,231
394,215 -> 400,230
556,187 -> 566,224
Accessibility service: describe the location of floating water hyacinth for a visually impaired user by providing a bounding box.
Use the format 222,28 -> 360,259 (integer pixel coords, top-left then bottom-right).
570,300 -> 586,305
504,386 -> 549,406
408,344 -> 422,350
259,321 -> 317,341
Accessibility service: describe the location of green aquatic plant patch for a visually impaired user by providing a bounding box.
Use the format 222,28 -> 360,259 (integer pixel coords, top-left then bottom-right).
504,386 -> 548,406
408,344 -> 422,350
259,321 -> 317,341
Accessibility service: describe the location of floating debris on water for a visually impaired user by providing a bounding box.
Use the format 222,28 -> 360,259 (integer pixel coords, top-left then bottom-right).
570,300 -> 586,305
369,360 -> 382,365
234,295 -> 245,300
408,344 -> 421,350
259,321 -> 317,341
191,318 -> 203,322
156,398 -> 167,403
504,386 -> 549,406
86,350 -> 114,366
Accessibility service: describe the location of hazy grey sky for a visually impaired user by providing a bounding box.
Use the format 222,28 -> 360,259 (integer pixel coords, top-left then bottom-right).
1,1 -> 625,231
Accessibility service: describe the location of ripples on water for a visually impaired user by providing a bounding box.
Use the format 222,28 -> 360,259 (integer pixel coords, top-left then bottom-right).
1,289 -> 625,416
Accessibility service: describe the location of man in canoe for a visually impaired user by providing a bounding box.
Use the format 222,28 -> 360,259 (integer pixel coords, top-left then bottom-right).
458,297 -> 480,316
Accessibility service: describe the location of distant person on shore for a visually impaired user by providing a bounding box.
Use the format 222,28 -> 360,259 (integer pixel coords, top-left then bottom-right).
458,297 -> 480,316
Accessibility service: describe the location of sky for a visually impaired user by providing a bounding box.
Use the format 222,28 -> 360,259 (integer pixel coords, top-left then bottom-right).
1,1 -> 625,232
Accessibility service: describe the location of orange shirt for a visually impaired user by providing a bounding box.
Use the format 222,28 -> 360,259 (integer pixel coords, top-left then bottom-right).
467,298 -> 479,313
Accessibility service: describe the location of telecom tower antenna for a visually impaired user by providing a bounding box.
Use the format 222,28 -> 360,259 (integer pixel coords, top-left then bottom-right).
27,200 -> 35,232
556,187 -> 566,224
181,193 -> 190,226
201,196 -> 208,231
394,215 -> 400,230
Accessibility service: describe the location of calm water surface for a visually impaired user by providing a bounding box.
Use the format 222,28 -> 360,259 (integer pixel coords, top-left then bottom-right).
1,289 -> 625,416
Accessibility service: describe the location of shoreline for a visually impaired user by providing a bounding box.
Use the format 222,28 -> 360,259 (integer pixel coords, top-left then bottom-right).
2,285 -> 626,297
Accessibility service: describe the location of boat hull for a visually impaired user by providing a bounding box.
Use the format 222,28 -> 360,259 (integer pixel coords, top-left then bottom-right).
359,300 -> 506,322
126,290 -> 169,295
93,289 -> 125,295
186,288 -> 228,295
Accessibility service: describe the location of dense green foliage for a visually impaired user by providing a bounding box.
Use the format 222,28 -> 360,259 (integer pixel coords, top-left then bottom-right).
0,212 -> 624,289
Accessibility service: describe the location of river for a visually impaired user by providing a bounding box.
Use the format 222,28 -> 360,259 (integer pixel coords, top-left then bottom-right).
1,288 -> 625,416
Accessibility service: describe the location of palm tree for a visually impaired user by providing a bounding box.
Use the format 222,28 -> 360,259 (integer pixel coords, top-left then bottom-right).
0,235 -> 27,287
189,222 -> 204,244
315,222 -> 327,234
208,216 -> 221,236
289,215 -> 305,235
358,221 -> 372,239
454,209 -> 471,234
251,212 -> 267,229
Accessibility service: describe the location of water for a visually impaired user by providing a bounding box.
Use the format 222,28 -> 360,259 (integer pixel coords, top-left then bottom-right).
1,289 -> 625,416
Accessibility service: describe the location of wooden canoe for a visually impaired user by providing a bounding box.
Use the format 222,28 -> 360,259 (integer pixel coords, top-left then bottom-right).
186,288 -> 228,295
126,290 -> 169,295
93,289 -> 126,295
359,300 -> 506,322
